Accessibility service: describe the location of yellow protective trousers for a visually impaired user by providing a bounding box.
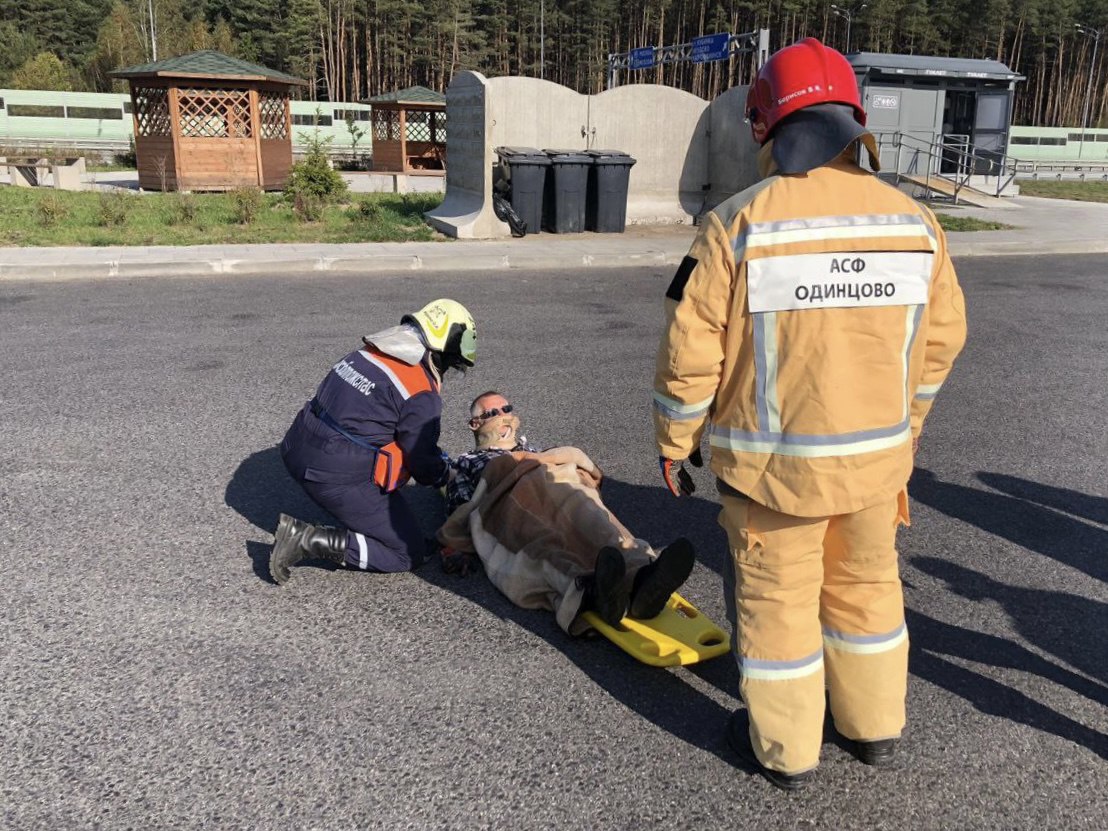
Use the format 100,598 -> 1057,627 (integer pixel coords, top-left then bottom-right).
719,489 -> 910,774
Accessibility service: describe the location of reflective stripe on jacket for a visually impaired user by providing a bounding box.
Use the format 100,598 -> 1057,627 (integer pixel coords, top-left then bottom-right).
653,157 -> 967,517
297,344 -> 448,490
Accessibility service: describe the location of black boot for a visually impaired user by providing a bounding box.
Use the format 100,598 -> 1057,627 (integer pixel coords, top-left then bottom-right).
270,513 -> 347,585
582,546 -> 629,628
853,738 -> 899,766
628,538 -> 696,619
727,709 -> 816,792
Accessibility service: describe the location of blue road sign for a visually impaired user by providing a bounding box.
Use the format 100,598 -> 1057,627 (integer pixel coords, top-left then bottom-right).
629,47 -> 656,70
691,32 -> 730,63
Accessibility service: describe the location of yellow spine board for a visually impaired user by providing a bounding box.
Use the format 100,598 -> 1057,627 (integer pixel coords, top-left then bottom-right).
581,592 -> 731,667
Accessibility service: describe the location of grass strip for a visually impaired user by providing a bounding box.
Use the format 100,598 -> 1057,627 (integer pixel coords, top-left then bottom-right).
1014,179 -> 1108,203
0,188 -> 445,246
934,213 -> 1013,232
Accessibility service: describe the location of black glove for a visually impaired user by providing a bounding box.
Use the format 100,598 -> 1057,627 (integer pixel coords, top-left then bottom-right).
659,447 -> 704,497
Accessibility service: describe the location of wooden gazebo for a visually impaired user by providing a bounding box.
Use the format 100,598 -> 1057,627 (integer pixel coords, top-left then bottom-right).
364,86 -> 446,173
111,50 -> 306,191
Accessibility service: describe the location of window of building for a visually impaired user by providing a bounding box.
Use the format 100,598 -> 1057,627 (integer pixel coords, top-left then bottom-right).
1009,136 -> 1038,145
123,100 -> 132,113
334,108 -> 370,122
66,106 -> 125,120
7,104 -> 66,118
293,113 -> 332,126
1038,137 -> 1067,146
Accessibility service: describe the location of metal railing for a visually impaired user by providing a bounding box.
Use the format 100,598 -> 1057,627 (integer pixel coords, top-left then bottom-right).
1008,159 -> 1108,180
0,134 -> 363,160
870,130 -> 1023,204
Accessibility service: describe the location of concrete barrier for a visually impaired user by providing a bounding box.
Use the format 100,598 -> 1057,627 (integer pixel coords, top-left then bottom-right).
427,72 -> 761,238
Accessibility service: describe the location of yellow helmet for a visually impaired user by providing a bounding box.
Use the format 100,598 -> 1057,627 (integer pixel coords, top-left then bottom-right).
403,299 -> 477,367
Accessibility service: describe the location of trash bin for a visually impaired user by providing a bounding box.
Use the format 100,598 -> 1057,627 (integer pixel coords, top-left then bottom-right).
542,149 -> 592,233
495,146 -> 550,235
586,150 -> 637,233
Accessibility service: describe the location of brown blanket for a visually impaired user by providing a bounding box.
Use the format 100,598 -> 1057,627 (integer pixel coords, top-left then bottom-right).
438,447 -> 655,634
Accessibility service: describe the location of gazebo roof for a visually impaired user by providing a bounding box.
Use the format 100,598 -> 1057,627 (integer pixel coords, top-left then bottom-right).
111,50 -> 306,86
364,85 -> 445,106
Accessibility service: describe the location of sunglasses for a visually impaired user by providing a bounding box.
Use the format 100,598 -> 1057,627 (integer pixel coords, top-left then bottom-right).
470,403 -> 513,425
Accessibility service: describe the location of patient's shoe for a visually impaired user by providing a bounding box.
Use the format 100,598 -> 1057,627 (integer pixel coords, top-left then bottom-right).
628,538 -> 696,619
584,546 -> 629,627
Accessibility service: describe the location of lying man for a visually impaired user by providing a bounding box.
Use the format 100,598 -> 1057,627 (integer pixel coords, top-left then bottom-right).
439,390 -> 695,634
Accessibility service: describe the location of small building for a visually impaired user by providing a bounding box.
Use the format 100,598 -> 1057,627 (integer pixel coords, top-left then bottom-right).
848,53 -> 1024,177
364,86 -> 446,174
111,50 -> 306,191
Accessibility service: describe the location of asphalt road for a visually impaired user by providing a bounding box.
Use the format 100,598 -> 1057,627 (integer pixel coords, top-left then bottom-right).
1,256 -> 1105,830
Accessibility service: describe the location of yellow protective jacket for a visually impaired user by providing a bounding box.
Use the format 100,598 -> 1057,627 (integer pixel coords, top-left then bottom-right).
653,155 -> 967,517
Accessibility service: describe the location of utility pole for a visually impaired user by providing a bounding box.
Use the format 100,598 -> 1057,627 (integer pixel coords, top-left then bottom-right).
1076,24 -> 1101,160
830,3 -> 866,54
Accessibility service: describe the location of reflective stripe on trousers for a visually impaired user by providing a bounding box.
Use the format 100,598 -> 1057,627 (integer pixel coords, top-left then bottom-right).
719,490 -> 909,774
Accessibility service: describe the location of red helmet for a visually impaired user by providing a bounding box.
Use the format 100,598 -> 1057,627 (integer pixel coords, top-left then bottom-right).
746,38 -> 865,145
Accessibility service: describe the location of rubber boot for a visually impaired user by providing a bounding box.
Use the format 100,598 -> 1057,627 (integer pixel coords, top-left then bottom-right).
270,513 -> 347,585
628,538 -> 696,619
583,546 -> 629,627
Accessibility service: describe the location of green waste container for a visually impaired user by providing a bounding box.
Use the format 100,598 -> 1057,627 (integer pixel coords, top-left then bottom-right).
586,150 -> 637,233
495,146 -> 551,235
542,149 -> 592,233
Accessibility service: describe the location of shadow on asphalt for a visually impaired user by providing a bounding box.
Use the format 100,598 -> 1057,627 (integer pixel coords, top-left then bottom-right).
976,471 -> 1108,526
225,445 -> 344,583
906,609 -> 1108,761
911,468 -> 1107,582
598,477 -> 730,577
225,445 -> 330,533
225,451 -> 1108,762
412,547 -> 749,768
409,473 -> 750,766
906,467 -> 1108,759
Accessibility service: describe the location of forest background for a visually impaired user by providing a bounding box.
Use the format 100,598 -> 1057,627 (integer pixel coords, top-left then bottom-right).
0,0 -> 1105,128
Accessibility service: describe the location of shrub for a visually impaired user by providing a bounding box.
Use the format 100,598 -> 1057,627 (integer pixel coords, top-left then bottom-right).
36,195 -> 69,226
355,199 -> 381,219
293,193 -> 324,223
285,119 -> 347,205
167,193 -> 198,225
114,137 -> 137,168
229,187 -> 263,225
97,191 -> 130,226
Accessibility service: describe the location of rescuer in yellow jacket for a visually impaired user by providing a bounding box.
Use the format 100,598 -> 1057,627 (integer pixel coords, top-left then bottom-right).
653,38 -> 967,790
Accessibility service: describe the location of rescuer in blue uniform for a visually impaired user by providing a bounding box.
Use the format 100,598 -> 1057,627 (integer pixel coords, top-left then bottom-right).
270,299 -> 477,584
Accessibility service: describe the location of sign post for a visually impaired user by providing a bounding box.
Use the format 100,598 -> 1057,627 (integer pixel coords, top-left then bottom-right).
607,28 -> 770,89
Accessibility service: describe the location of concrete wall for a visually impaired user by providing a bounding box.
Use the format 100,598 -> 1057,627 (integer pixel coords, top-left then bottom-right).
487,78 -> 713,223
428,71 -> 761,238
706,84 -> 759,210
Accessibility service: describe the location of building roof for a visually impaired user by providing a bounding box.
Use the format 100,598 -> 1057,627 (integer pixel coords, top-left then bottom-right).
111,50 -> 306,86
364,86 -> 445,106
848,53 -> 1024,81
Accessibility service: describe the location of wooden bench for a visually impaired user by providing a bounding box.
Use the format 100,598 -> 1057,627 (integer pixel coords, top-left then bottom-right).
406,144 -> 446,172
